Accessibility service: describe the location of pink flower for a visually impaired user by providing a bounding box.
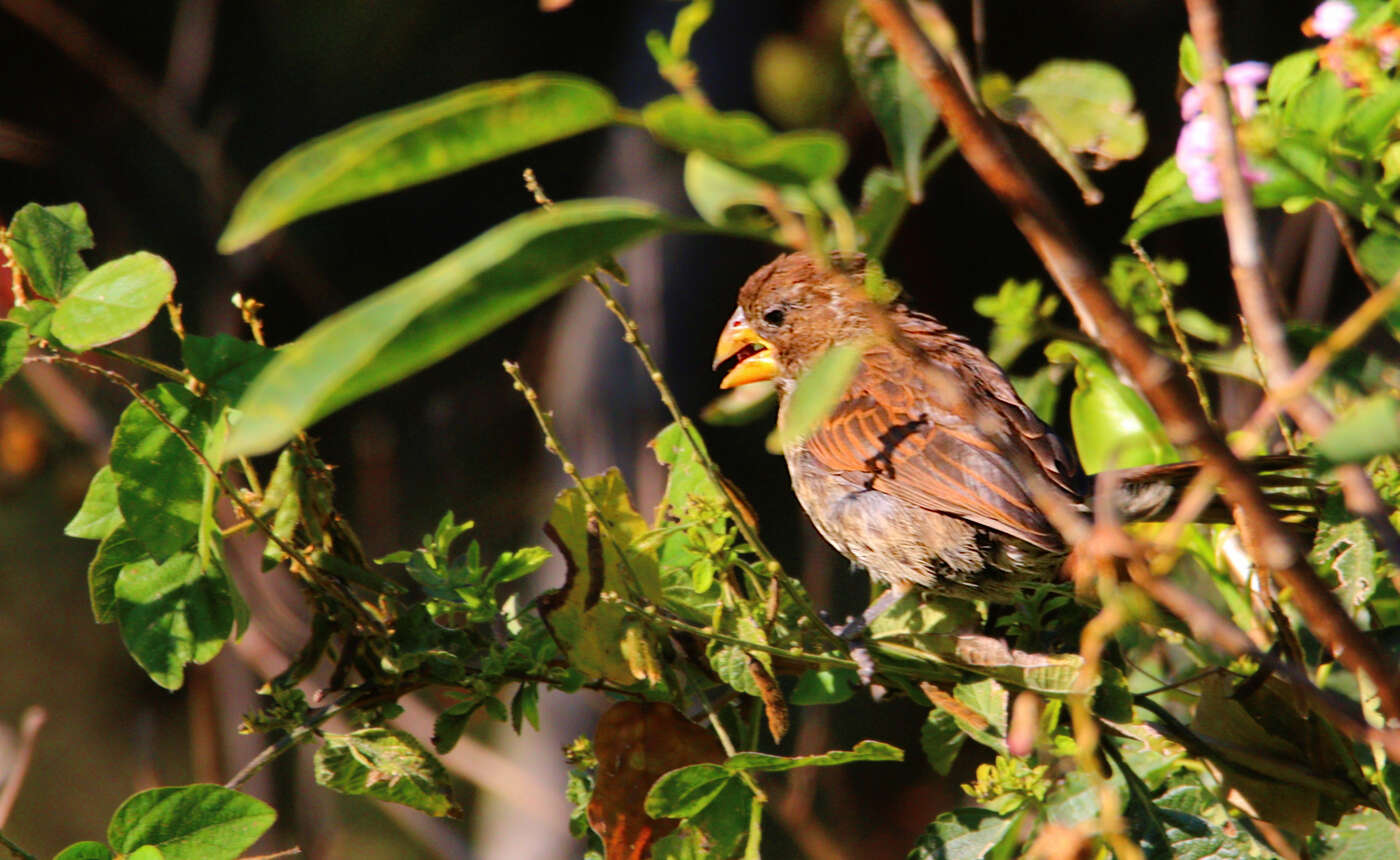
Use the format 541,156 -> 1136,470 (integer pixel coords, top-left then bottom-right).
1180,61 -> 1271,120
1175,114 -> 1270,203
1309,1 -> 1357,40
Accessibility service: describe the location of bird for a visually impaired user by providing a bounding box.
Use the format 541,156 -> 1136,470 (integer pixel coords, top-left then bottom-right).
712,251 -> 1309,634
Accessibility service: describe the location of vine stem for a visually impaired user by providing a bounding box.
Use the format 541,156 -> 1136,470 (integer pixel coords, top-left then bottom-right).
0,833 -> 35,860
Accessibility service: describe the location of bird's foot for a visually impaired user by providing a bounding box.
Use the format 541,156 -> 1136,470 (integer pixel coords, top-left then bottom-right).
817,611 -> 879,685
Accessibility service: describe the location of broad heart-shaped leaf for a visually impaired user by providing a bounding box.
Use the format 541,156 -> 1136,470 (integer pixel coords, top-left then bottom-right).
0,320 -> 26,390
225,198 -> 679,458
50,252 -> 176,351
110,383 -> 216,559
115,552 -> 234,690
88,525 -> 147,623
724,740 -> 902,772
909,807 -> 1019,860
65,465 -> 125,540
314,728 -> 462,818
53,842 -> 114,860
218,73 -> 619,251
181,335 -> 274,403
1044,340 -> 1177,473
538,469 -> 666,687
6,201 -> 93,299
843,7 -> 938,201
1000,59 -> 1146,167
643,95 -> 847,186
770,342 -> 865,448
107,784 -> 275,860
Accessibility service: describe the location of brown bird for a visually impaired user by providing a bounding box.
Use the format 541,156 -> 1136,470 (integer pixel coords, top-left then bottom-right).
712,252 -> 1305,631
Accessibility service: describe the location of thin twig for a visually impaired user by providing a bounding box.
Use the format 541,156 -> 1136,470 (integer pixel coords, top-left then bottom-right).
0,833 -> 35,860
1130,240 -> 1214,424
0,707 -> 45,827
1323,201 -> 1380,294
1239,315 -> 1296,454
862,0 -> 1400,721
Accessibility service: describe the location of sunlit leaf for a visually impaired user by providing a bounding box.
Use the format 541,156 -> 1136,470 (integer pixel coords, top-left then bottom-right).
1315,394 -> 1400,465
218,74 -> 619,250
226,199 -> 680,458
315,728 -> 461,817
50,252 -> 176,351
6,201 -> 92,299
107,785 -> 275,860
909,808 -> 1019,860
65,465 -> 124,541
0,320 -> 27,390
1045,340 -> 1177,472
724,740 -> 902,772
114,552 -> 233,690
770,342 -> 864,449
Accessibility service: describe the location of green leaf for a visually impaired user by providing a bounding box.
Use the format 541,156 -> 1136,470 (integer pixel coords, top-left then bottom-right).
1311,496 -> 1381,612
9,299 -> 54,342
1316,394 -> 1400,465
106,784 -> 275,860
49,252 -> 176,351
1178,34 -> 1201,85
6,202 -> 93,299
921,709 -> 966,776
539,469 -> 665,687
681,151 -> 806,238
954,678 -> 1010,739
0,320 -> 27,390
1358,231 -> 1400,285
854,166 -> 910,256
1287,70 -> 1348,140
909,808 -> 1018,860
1310,807 -> 1400,858
181,335 -> 275,402
88,526 -> 147,623
643,95 -> 847,186
1045,340 -> 1177,472
315,728 -> 463,817
218,74 -> 619,251
844,7 -> 938,201
1268,51 -> 1319,107
770,343 -> 864,448
110,383 -> 215,559
115,553 -> 234,690
53,842 -> 114,860
790,668 -> 859,705
644,764 -> 734,818
65,465 -> 125,540
1126,154 -> 1318,241
225,198 -> 678,458
724,740 -> 902,772
1002,59 -> 1146,166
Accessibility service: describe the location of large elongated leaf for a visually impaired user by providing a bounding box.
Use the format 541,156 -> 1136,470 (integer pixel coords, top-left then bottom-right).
225,199 -> 680,458
50,252 -> 177,351
844,8 -> 938,201
771,343 -> 865,449
107,784 -> 275,860
1044,340 -> 1177,472
1126,154 -> 1316,241
218,74 -> 619,250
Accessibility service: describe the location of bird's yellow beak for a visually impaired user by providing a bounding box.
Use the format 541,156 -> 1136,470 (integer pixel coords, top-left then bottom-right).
713,307 -> 778,389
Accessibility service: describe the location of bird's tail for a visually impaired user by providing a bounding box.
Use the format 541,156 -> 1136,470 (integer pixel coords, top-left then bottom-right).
1094,454 -> 1320,532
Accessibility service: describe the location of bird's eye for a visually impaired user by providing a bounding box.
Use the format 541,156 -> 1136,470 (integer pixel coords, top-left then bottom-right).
763,308 -> 785,326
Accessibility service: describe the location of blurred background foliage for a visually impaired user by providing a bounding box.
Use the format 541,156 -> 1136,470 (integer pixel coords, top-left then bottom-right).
0,0 -> 1348,857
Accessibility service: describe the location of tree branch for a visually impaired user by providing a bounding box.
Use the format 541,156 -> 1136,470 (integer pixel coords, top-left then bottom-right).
859,0 -> 1400,719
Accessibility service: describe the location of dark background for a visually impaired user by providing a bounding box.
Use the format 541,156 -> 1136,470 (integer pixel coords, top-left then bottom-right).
0,1 -> 1327,856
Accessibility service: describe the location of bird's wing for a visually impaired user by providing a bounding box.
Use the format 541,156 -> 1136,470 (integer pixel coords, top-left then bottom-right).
800,320 -> 1081,551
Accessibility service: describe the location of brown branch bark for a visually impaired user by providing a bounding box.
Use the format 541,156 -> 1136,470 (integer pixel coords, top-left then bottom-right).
858,0 -> 1400,720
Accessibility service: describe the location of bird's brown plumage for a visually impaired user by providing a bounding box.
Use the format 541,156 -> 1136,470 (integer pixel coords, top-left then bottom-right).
717,252 -> 1308,602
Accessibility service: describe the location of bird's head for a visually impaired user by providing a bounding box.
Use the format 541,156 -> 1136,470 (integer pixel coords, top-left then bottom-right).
713,252 -> 882,389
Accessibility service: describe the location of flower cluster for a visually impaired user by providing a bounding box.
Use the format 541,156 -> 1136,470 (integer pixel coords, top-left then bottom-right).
1175,62 -> 1270,203
1307,0 -> 1400,88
